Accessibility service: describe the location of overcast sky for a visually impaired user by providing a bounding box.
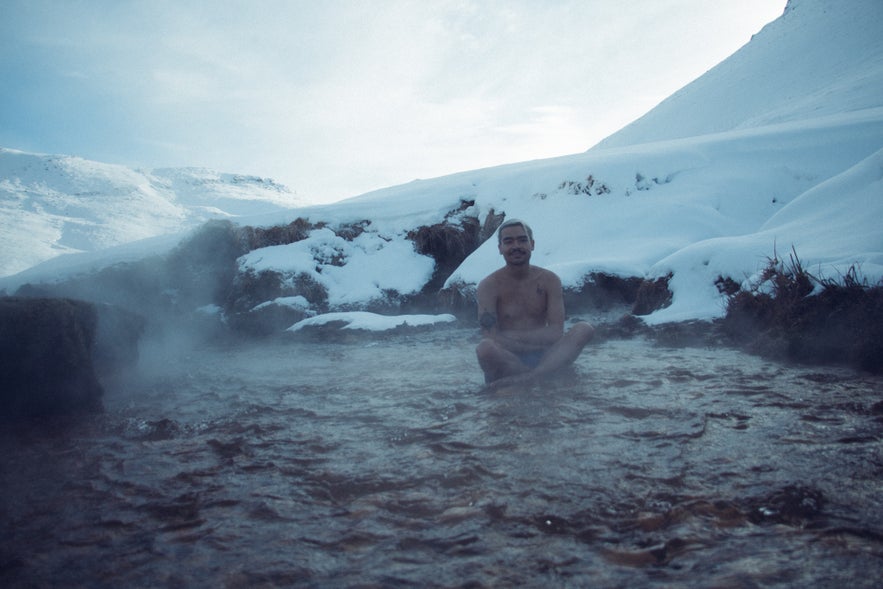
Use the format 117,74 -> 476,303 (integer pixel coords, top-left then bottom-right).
0,1 -> 785,203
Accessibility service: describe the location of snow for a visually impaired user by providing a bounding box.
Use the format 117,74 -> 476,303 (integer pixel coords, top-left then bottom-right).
252,296 -> 312,313
595,0 -> 883,149
238,227 -> 436,307
289,312 -> 456,332
0,149 -> 303,276
1,0 -> 881,327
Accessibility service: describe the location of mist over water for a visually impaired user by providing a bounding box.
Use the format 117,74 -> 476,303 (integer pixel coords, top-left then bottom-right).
2,325 -> 882,587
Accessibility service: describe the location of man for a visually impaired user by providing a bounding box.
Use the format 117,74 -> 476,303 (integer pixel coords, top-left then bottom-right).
475,218 -> 594,388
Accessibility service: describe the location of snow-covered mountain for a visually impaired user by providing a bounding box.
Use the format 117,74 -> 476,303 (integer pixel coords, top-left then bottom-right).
2,0 -> 881,328
596,0 -> 883,149
0,149 -> 302,276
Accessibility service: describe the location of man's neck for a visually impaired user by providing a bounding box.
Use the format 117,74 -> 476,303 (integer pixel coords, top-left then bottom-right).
504,263 -> 532,279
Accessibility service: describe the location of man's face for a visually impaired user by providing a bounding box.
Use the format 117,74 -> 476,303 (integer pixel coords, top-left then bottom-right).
498,225 -> 534,266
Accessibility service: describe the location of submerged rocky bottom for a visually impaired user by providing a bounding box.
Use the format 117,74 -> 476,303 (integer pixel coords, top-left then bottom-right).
1,326 -> 882,587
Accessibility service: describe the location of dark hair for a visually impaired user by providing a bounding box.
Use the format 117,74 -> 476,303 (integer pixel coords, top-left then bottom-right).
497,218 -> 533,243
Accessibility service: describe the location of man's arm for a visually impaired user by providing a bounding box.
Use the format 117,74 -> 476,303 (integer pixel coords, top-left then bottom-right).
476,276 -> 499,337
542,270 -> 566,335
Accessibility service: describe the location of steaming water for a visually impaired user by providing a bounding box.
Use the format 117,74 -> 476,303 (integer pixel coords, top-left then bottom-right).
2,326 -> 882,587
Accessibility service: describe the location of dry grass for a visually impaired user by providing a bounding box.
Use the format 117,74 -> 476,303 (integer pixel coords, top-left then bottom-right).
723,247 -> 883,373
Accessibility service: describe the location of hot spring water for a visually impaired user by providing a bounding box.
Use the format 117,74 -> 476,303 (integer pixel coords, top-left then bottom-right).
2,326 -> 881,587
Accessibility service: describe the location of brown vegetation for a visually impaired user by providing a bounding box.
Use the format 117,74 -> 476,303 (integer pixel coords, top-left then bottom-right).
558,174 -> 612,196
631,273 -> 673,316
237,217 -> 314,250
408,201 -> 503,294
722,249 -> 883,374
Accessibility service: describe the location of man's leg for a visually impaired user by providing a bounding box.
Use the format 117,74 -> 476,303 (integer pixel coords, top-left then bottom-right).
476,338 -> 530,384
530,322 -> 594,377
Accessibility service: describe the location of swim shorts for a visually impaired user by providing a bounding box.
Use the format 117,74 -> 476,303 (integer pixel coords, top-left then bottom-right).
516,350 -> 545,368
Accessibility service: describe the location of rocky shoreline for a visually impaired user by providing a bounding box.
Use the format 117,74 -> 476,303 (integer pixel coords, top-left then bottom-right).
3,212 -> 881,417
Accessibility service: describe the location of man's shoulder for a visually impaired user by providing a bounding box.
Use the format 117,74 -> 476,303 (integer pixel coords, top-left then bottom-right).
480,265 -> 560,284
532,265 -> 562,283
479,267 -> 506,286
477,272 -> 495,293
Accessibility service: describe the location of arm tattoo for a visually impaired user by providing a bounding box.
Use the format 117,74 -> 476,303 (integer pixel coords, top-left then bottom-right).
479,312 -> 497,329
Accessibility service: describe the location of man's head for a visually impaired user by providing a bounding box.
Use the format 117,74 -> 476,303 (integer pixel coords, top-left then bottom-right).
497,218 -> 534,266
497,218 -> 533,244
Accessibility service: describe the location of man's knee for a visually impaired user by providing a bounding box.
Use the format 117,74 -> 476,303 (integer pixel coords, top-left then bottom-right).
568,321 -> 595,345
476,338 -> 497,362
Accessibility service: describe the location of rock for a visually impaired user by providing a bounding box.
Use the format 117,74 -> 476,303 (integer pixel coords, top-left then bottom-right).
0,297 -> 104,417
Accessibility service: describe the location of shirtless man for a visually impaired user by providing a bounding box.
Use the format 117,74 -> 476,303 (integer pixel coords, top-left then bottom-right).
475,218 -> 594,388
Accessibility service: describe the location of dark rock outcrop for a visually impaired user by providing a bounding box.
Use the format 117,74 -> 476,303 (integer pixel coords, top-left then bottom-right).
0,297 -> 104,417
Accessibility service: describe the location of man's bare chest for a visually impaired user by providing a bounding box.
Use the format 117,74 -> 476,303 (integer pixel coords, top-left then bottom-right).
497,280 -> 548,327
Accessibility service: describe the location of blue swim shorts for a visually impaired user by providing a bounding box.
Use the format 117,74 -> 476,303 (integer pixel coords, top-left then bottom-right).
517,350 -> 545,368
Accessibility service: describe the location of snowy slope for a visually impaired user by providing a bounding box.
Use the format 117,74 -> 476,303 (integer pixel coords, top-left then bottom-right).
2,0 -> 881,327
237,0 -> 883,325
0,148 -> 302,276
596,0 -> 883,149
219,103 -> 882,325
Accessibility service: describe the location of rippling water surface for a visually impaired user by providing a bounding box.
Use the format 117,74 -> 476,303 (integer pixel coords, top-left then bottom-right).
2,326 -> 882,587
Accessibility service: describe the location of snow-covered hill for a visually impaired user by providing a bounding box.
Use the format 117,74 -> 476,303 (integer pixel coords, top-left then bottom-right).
596,0 -> 883,149
2,0 -> 881,328
0,148 -> 302,276
224,0 -> 883,325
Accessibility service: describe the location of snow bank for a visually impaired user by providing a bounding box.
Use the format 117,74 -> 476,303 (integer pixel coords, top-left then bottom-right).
643,144 -> 883,324
289,312 -> 456,332
238,227 -> 436,307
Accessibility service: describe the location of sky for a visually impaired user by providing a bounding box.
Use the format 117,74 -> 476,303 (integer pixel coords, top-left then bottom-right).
0,1 -> 786,204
